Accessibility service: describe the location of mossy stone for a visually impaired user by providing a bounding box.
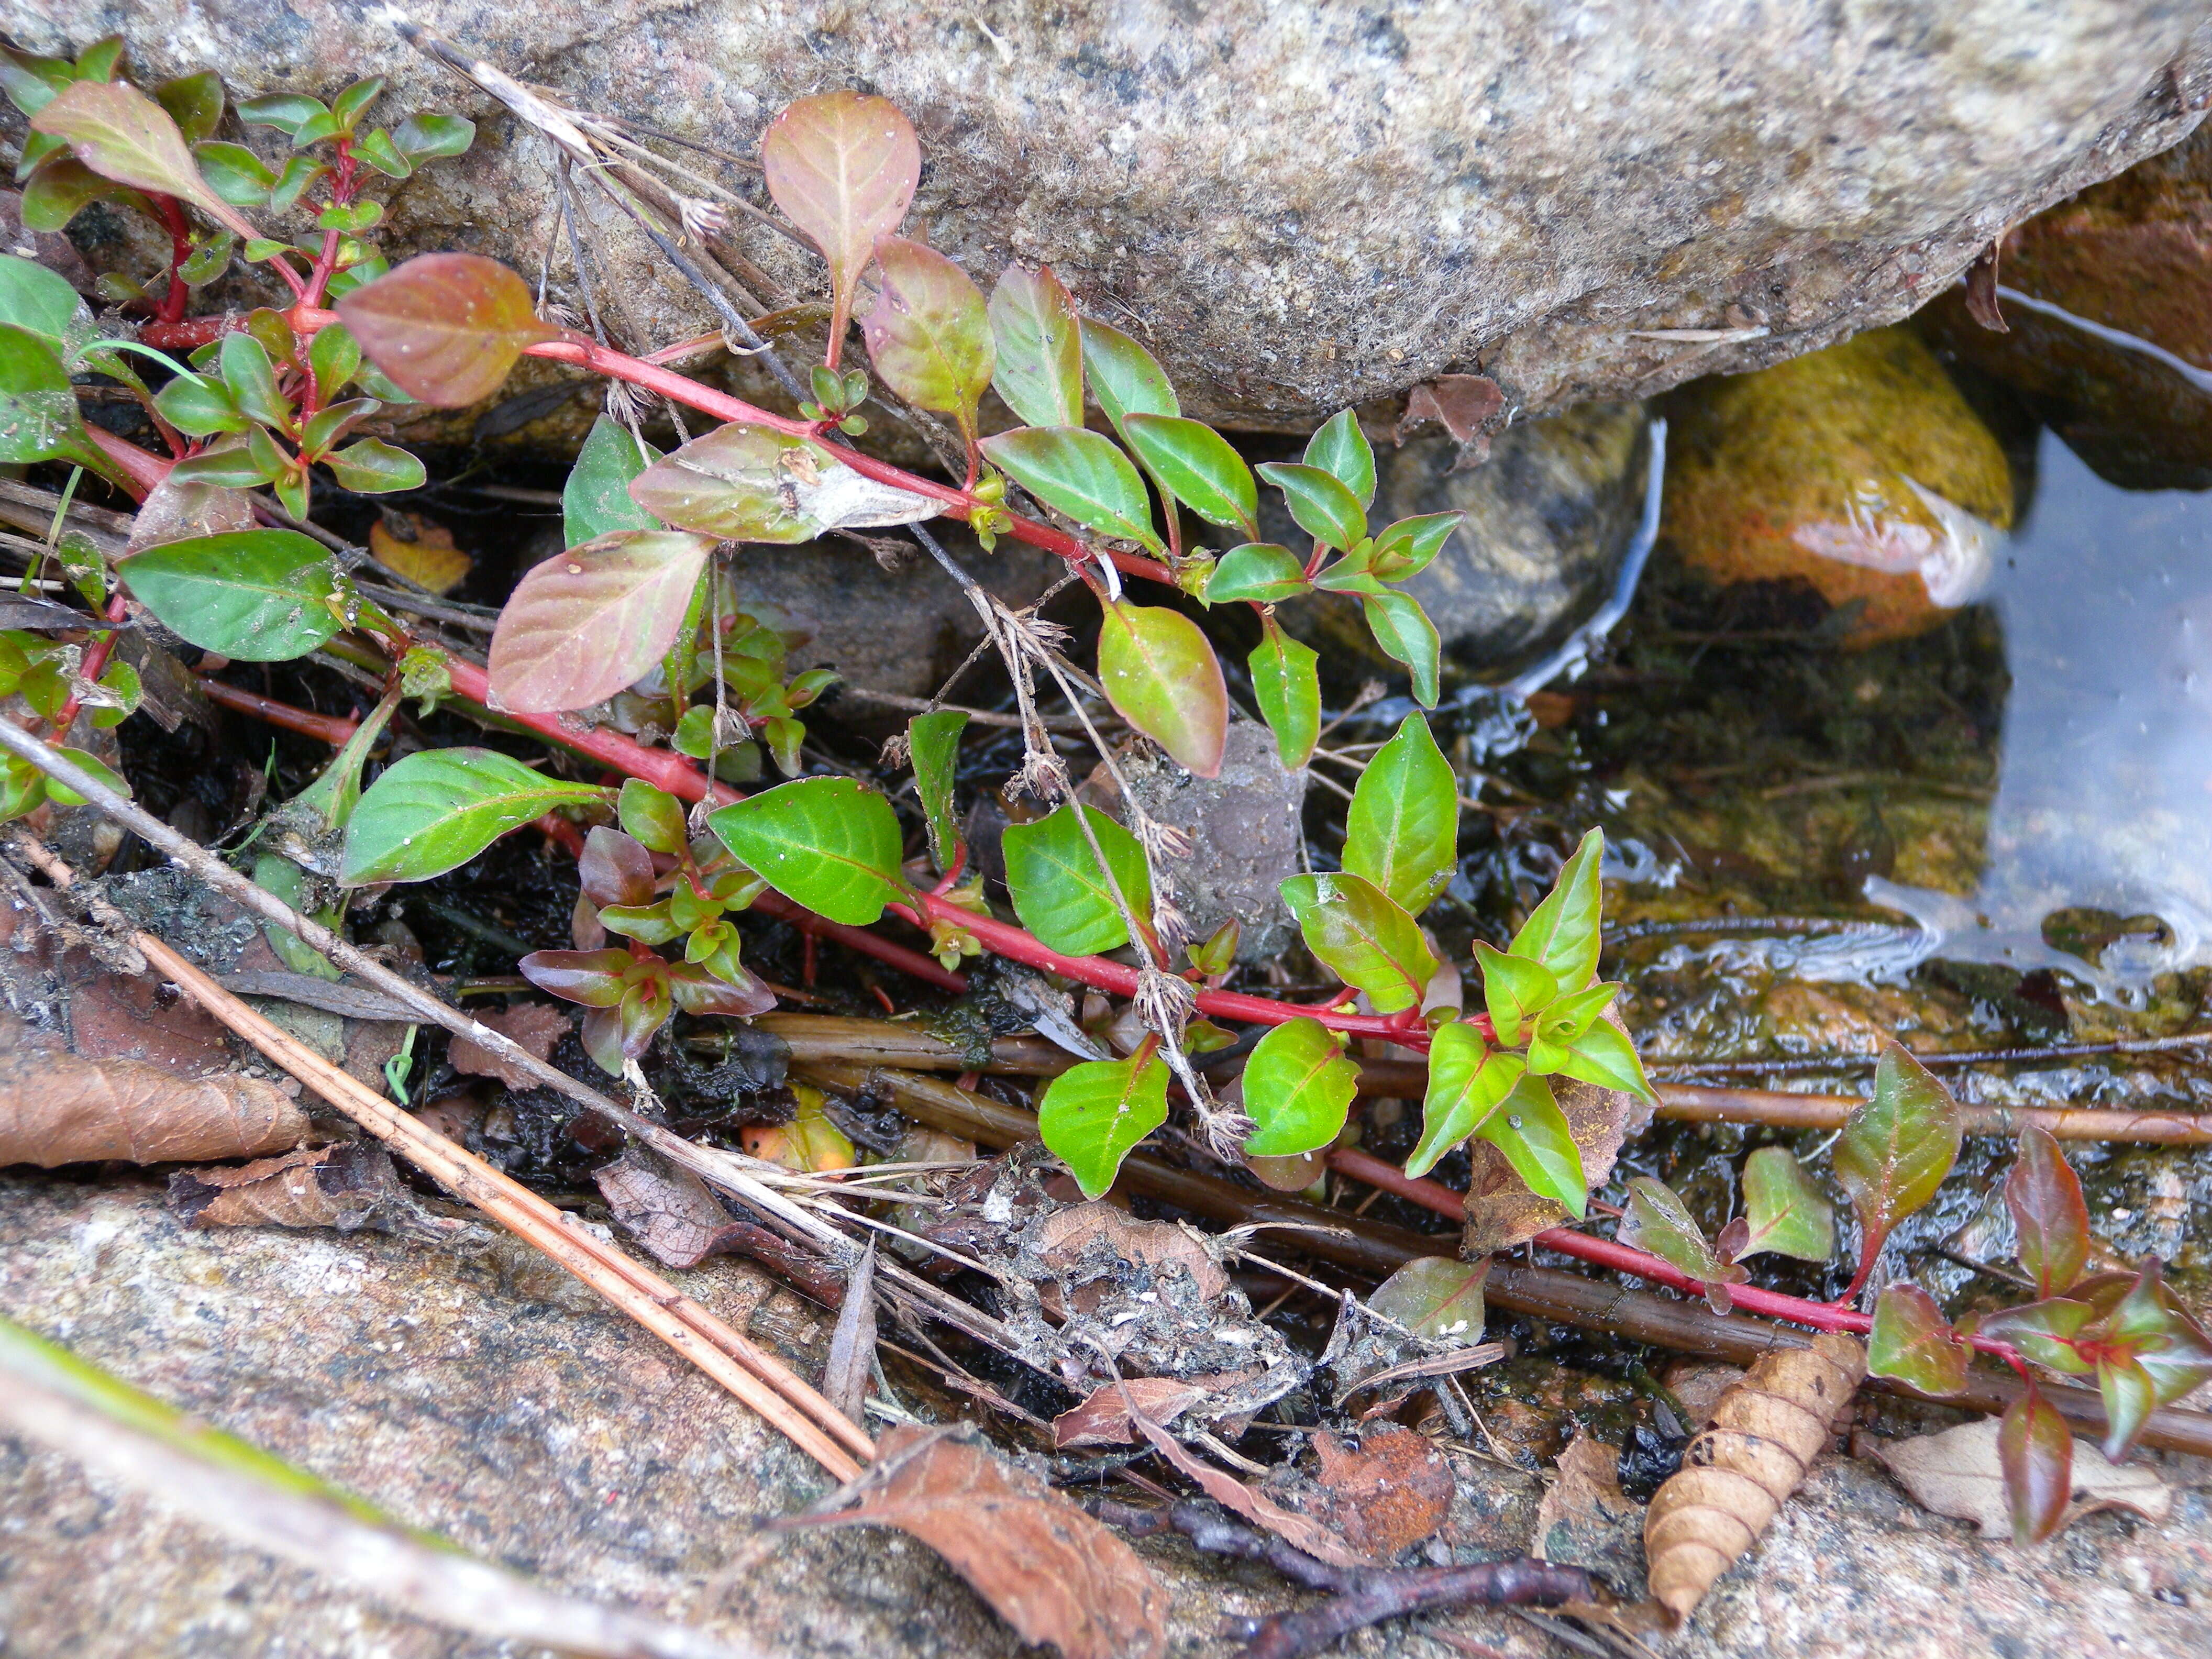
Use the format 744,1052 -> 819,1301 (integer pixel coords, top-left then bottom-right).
1662,327 -> 2012,646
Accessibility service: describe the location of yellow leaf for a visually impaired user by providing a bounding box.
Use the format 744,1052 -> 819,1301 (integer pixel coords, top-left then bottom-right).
368,515 -> 471,596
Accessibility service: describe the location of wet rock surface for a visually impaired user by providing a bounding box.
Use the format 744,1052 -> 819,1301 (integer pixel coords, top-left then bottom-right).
1267,405 -> 1653,683
1922,123 -> 2212,489
1660,327 -> 2015,646
8,3 -> 2210,425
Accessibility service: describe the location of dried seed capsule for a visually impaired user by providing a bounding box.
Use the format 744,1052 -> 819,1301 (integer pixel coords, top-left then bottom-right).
1643,1331 -> 1866,1627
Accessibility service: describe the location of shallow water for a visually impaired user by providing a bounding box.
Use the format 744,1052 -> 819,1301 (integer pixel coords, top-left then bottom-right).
1864,429 -> 2212,989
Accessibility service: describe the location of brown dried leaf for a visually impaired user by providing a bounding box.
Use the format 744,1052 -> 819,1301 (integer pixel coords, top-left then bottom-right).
1312,1424 -> 1455,1557
805,1424 -> 1167,1659
1533,1433 -> 1631,1561
1963,240 -> 2009,334
593,1144 -> 738,1269
369,515 -> 472,596
822,1236 -> 878,1429
168,1142 -> 404,1231
1393,373 -> 1506,469
1644,1333 -> 1866,1628
1054,1378 -> 1209,1448
1870,1418 -> 2171,1540
1128,1406 -> 1369,1568
1462,1070 -> 1646,1255
448,1002 -> 570,1090
0,1016 -> 308,1166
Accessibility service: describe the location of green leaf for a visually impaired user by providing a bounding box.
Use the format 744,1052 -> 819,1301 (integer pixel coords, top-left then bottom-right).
1342,712 -> 1456,915
18,156 -> 148,232
1833,1043 -> 1964,1288
2095,1261 -> 2212,1458
266,154 -> 324,215
1120,413 -> 1257,536
334,253 -> 559,408
1248,616 -> 1320,771
306,323 -> 363,407
342,748 -> 602,884
1737,1146 -> 1834,1262
617,779 -> 689,858
1079,317 -> 1178,434
30,79 -> 259,241
862,236 -> 992,440
907,709 -> 967,871
1361,589 -> 1441,708
988,264 -> 1083,428
324,438 -> 424,494
760,91 -> 919,353
0,252 -> 84,345
1999,1386 -> 2072,1546
351,127 -> 412,179
1973,1297 -> 2097,1375
1370,512 -> 1462,581
330,76 -> 386,131
1002,803 -> 1153,956
487,531 -> 716,713
122,529 -> 341,661
0,323 -> 124,485
1368,1255 -> 1489,1345
1257,460 -> 1366,550
1207,543 -> 1309,605
217,330 -> 290,430
167,434 -> 275,490
1868,1284 -> 1969,1397
1096,598 -> 1227,777
1278,871 -> 1439,1014
2006,1124 -> 2089,1300
186,141 -> 275,205
391,112 -> 475,161
709,777 -> 906,926
1303,408 -> 1375,508
627,422 -> 824,544
1509,827 -> 1605,990
1474,941 -> 1557,1048
153,72 -> 226,143
1621,1175 -> 1742,1290
298,396 -> 380,457
564,414 -> 662,546
1477,1071 -> 1586,1218
43,745 -> 130,808
1036,1050 -> 1170,1199
977,425 -> 1160,552
1406,1021 -> 1523,1177
1531,1016 -> 1655,1102
237,93 -> 327,138
1241,1016 -> 1358,1157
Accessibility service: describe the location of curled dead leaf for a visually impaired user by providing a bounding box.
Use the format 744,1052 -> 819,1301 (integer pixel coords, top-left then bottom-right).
1870,1418 -> 2172,1540
592,1144 -> 846,1302
1533,1433 -> 1631,1562
1643,1332 -> 1865,1627
0,1016 -> 308,1166
448,1002 -> 571,1090
798,1423 -> 1167,1659
168,1142 -> 410,1232
369,514 -> 473,596
1393,373 -> 1506,469
1312,1424 -> 1455,1558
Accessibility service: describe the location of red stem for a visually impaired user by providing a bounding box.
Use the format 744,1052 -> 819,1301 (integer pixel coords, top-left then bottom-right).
151,195 -> 192,327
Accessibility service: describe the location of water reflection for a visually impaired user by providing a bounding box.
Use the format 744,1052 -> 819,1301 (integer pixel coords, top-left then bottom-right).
1866,429 -> 2212,991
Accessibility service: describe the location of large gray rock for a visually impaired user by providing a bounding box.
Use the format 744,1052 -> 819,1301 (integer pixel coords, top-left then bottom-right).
5,4 -> 2209,425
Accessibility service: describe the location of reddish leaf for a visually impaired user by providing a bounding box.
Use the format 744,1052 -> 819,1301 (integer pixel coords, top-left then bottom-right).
577,826 -> 656,910
1127,1407 -> 1368,1568
446,1002 -> 570,1091
760,91 -> 919,361
626,422 -> 844,543
1832,1042 -> 1962,1292
1998,1385 -> 2072,1545
486,530 -> 715,713
2006,1124 -> 2089,1299
1867,1283 -> 1969,1396
1971,1296 -> 2097,1375
666,960 -> 776,1019
517,947 -> 632,1008
1096,598 -> 1226,777
30,79 -> 257,242
1619,1175 -> 1748,1311
1312,1425 -> 1455,1557
801,1424 -> 1167,1659
2093,1259 -> 2212,1459
334,253 -> 559,407
1052,1378 -> 1208,1448
1393,373 -> 1505,468
862,236 -> 992,440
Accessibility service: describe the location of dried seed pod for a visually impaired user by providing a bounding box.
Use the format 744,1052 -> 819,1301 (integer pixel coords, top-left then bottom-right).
1643,1332 -> 1867,1626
